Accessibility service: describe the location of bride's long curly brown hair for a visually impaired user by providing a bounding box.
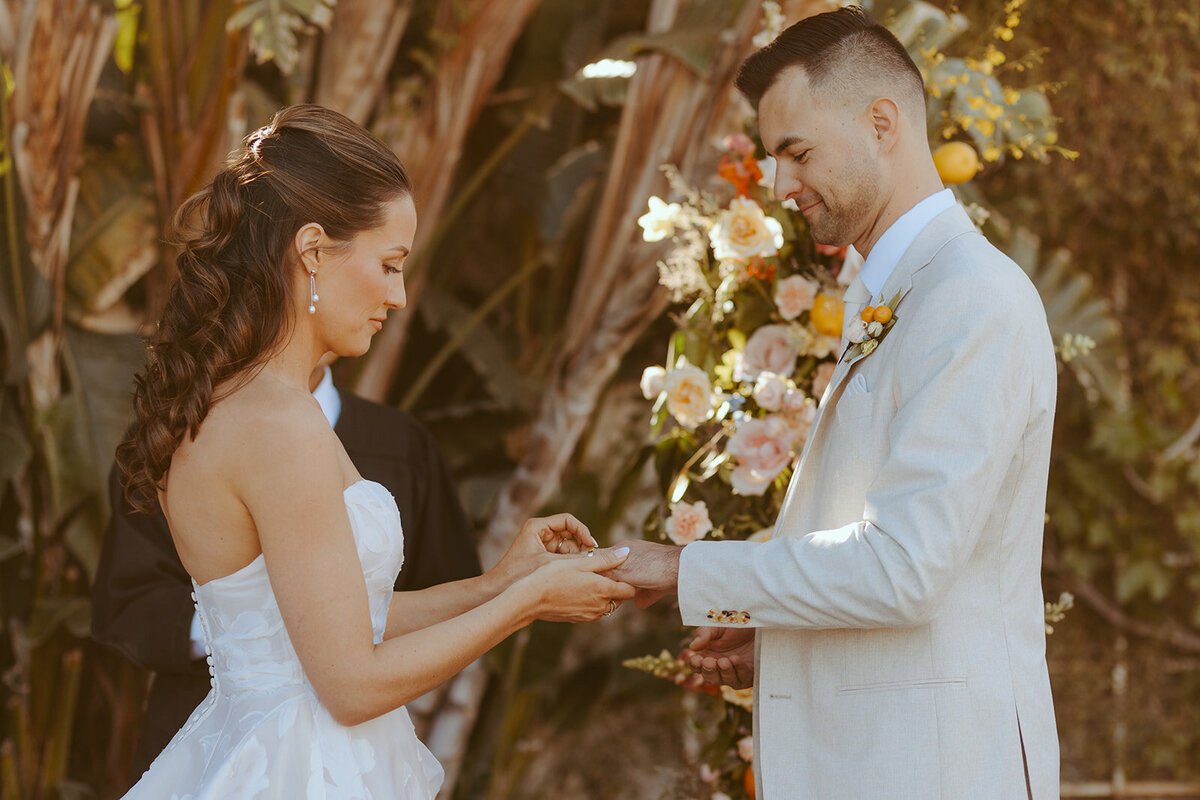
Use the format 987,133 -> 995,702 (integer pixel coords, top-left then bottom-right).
116,105 -> 411,512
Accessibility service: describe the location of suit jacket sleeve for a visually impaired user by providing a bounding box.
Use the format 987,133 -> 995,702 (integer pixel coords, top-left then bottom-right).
90,466 -> 197,674
678,268 -> 1046,629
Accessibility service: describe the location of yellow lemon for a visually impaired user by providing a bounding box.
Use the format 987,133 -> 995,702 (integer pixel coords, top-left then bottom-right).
933,141 -> 981,184
811,293 -> 844,337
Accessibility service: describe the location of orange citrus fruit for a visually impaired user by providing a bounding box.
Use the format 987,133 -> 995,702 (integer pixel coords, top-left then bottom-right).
872,305 -> 893,324
860,306 -> 876,322
811,293 -> 844,337
745,767 -> 756,798
933,141 -> 980,185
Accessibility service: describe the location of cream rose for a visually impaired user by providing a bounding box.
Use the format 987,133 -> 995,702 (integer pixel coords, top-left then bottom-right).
664,364 -> 713,429
726,416 -> 794,495
664,500 -> 713,545
710,197 -> 784,261
637,196 -> 682,243
774,275 -> 819,321
737,735 -> 755,763
741,324 -> 799,380
640,365 -> 666,399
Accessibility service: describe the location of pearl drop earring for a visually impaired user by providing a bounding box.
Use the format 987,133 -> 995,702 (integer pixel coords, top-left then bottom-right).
308,269 -> 319,314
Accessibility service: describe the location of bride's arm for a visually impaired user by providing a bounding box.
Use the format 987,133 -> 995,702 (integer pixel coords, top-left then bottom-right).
382,513 -> 598,638
243,410 -> 632,727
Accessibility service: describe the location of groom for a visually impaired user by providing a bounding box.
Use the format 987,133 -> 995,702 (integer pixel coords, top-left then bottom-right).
614,7 -> 1059,799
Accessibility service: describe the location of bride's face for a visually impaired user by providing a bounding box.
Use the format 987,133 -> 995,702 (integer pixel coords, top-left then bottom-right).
312,195 -> 417,356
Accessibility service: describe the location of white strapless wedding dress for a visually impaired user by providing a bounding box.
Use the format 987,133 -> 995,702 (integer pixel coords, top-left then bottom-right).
122,480 -> 445,799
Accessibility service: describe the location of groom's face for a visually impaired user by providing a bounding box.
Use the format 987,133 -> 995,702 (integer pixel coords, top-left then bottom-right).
759,66 -> 883,250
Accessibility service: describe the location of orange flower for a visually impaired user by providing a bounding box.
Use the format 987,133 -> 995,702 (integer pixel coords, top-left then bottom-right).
718,155 -> 765,197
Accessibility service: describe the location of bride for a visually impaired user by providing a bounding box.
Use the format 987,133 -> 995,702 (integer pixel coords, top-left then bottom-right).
114,104 -> 635,799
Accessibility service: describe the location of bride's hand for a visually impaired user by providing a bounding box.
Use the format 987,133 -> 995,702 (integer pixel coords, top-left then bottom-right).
490,513 -> 599,588
522,547 -> 637,623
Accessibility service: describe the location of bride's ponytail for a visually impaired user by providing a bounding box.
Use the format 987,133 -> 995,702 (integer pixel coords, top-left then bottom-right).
116,105 -> 412,512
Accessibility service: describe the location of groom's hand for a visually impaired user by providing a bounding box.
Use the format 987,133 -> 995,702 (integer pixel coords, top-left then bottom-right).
601,540 -> 682,607
686,626 -> 755,689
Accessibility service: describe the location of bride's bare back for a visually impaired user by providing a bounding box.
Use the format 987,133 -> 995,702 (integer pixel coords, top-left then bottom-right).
160,371 -> 353,586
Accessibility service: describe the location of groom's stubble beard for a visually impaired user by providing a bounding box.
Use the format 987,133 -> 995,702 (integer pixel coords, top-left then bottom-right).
805,134 -> 882,249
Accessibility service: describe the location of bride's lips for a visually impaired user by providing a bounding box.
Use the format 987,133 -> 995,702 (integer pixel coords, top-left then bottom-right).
369,318 -> 385,331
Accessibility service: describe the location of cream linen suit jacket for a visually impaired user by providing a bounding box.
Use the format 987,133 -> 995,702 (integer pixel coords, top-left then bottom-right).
678,205 -> 1059,799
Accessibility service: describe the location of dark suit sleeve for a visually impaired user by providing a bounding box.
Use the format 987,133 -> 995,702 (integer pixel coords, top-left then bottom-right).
90,466 -> 197,674
335,392 -> 481,592
399,422 -> 481,591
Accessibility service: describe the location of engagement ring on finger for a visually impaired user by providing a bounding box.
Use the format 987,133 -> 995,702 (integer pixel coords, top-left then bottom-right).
586,548 -> 595,557
603,599 -> 616,617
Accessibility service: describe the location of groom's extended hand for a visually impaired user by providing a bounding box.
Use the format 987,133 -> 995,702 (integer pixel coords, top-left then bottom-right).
603,540 -> 682,608
686,626 -> 755,689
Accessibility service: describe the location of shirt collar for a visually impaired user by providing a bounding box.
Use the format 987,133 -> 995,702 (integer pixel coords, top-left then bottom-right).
858,188 -> 956,299
312,365 -> 342,428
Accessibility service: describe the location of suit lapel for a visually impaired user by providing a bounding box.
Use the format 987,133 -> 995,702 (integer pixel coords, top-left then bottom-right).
775,205 -> 979,531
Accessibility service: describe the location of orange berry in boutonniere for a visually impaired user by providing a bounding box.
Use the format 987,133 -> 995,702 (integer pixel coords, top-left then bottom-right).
860,306 -> 876,322
872,305 -> 893,324
811,293 -> 844,337
745,766 -> 756,798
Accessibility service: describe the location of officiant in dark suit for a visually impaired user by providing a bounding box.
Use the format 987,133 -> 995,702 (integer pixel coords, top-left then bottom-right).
91,361 -> 481,777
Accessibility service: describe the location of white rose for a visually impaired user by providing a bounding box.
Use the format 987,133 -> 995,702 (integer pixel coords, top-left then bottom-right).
640,365 -> 666,399
737,735 -> 755,763
664,500 -> 713,545
709,197 -> 784,260
664,364 -> 713,429
752,371 -> 786,411
637,196 -> 682,243
846,317 -> 869,344
774,275 -> 819,321
783,387 -> 807,412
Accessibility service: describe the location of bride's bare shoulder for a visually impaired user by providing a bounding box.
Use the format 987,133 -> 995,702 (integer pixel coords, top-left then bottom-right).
175,375 -> 335,484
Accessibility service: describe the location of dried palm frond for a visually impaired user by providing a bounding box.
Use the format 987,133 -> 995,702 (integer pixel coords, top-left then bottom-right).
354,0 -> 543,400
312,0 -> 412,124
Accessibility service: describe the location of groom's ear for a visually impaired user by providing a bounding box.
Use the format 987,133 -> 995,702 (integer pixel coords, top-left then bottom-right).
867,96 -> 901,152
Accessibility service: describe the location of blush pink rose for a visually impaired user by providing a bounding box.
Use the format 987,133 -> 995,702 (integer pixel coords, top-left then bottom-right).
774,275 -> 819,321
812,362 -> 836,400
741,324 -> 799,380
664,500 -> 713,545
752,371 -> 786,411
726,416 -> 794,495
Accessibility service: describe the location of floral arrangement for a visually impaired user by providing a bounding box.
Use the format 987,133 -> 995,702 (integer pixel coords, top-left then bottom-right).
624,2 -> 1070,798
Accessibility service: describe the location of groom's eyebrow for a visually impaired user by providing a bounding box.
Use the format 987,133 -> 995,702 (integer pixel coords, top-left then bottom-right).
769,134 -> 807,156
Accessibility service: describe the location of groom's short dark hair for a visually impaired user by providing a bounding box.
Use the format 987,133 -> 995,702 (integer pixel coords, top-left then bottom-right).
735,5 -> 924,113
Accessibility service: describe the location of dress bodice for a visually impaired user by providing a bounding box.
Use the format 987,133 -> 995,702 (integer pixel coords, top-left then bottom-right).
190,480 -> 406,694
125,479 -> 443,799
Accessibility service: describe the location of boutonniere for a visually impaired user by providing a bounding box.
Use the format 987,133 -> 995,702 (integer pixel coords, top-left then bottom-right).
842,290 -> 907,365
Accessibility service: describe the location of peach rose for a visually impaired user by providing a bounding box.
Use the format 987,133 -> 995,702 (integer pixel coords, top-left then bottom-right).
812,362 -> 836,402
664,500 -> 713,545
741,324 -> 799,380
710,197 -> 784,261
665,364 -> 713,429
726,416 -> 794,495
774,275 -> 819,321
